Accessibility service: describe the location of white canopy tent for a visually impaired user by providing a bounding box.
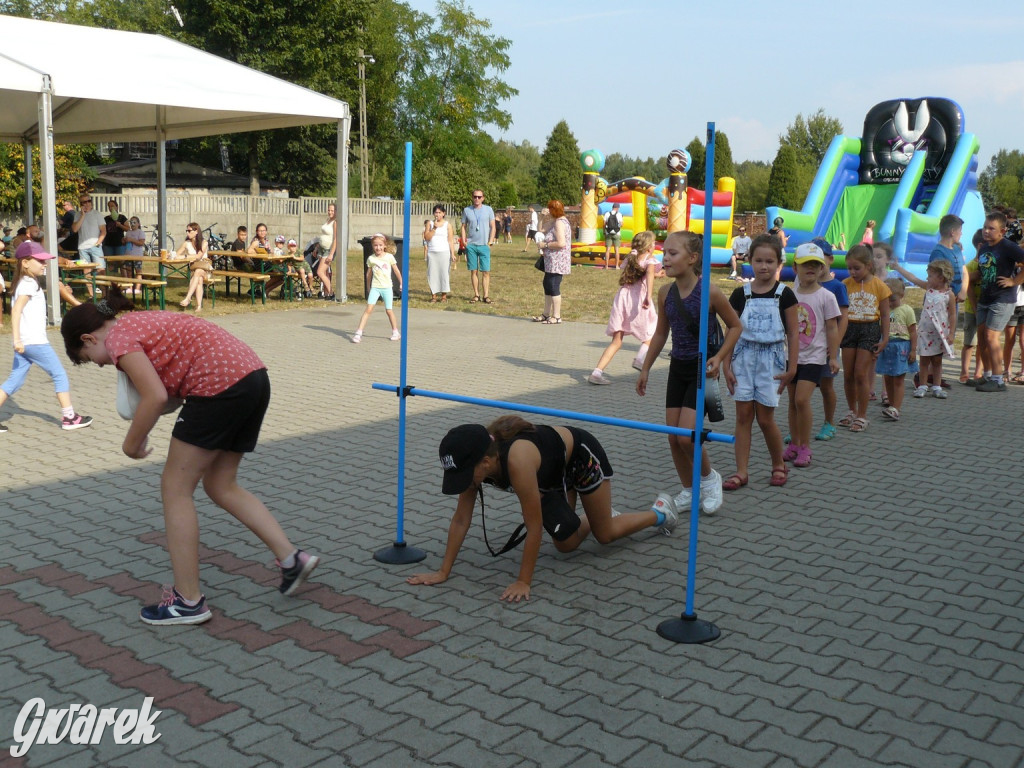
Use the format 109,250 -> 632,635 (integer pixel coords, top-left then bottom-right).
0,14 -> 352,319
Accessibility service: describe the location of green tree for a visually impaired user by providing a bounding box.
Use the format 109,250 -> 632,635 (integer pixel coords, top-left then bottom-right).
733,160 -> 772,213
600,153 -> 665,184
685,137 -> 705,190
537,121 -> 580,205
494,140 -> 540,203
767,144 -> 803,210
712,131 -> 735,187
170,0 -> 368,195
776,109 -> 843,204
1,0 -> 370,197
979,149 -> 1024,212
363,0 -> 516,195
415,157 -> 494,205
494,180 -> 517,209
779,109 -> 844,168
0,144 -> 98,215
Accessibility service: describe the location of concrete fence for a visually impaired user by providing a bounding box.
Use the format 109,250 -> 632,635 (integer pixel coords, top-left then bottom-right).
2,194 -> 446,252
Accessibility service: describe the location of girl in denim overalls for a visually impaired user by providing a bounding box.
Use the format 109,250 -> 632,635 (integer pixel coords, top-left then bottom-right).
722,236 -> 799,490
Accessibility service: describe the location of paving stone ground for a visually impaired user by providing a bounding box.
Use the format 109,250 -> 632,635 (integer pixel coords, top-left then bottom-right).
0,301 -> 1021,768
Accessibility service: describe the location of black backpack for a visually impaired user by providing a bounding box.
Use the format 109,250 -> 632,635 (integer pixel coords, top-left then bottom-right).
604,211 -> 621,236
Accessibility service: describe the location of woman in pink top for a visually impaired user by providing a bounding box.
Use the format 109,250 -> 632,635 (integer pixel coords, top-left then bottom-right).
61,289 -> 320,626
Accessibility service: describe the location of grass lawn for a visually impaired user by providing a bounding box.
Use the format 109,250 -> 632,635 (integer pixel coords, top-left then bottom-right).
1,241 -> 930,333
349,240 -> 743,325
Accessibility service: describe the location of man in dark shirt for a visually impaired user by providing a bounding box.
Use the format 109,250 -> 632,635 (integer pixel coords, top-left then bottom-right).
228,225 -> 254,271
58,200 -> 79,254
968,212 -> 1024,391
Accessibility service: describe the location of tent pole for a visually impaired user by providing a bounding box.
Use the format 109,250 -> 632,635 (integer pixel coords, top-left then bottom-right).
157,114 -> 167,254
337,114 -> 351,303
37,77 -> 59,324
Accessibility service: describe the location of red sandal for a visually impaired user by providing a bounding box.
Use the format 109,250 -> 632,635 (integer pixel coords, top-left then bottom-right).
770,467 -> 789,487
722,474 -> 748,491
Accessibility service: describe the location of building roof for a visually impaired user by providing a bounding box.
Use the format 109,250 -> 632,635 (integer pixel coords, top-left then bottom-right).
90,158 -> 288,191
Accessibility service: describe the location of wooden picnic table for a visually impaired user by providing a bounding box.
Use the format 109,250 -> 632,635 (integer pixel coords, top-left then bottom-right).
209,250 -> 304,301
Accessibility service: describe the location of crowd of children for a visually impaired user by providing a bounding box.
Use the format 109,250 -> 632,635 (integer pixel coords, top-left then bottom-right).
583,209 -> 1024,514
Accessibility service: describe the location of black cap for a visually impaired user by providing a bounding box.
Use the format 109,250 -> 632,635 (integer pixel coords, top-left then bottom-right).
439,424 -> 491,495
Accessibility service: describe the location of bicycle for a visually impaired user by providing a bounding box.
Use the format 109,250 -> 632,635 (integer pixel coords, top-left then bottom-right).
144,227 -> 175,258
202,223 -> 228,251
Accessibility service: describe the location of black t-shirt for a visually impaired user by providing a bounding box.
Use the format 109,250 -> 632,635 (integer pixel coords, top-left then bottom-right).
103,213 -> 128,248
976,237 -> 1024,304
228,238 -> 255,271
729,281 -> 798,330
59,211 -> 78,252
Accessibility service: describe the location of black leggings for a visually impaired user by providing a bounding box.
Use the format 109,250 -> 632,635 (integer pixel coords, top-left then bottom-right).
543,272 -> 563,296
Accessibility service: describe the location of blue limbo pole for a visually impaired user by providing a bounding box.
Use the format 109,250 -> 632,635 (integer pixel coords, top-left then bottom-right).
374,142 -> 426,565
657,122 -> 722,644
372,383 -> 735,444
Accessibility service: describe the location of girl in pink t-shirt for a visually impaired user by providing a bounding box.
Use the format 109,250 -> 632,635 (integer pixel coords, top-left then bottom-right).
861,219 -> 876,246
60,289 -> 320,626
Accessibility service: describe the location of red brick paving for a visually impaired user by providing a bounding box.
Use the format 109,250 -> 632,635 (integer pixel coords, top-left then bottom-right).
0,589 -> 237,727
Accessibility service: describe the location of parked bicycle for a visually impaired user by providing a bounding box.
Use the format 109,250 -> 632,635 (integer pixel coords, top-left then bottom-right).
202,223 -> 231,268
144,227 -> 175,258
203,223 -> 228,251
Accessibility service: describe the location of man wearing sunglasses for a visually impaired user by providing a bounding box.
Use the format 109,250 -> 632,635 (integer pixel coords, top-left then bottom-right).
71,195 -> 106,276
461,189 -> 495,303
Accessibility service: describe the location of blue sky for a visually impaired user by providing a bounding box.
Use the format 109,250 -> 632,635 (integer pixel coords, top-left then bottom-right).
403,0 -> 1024,168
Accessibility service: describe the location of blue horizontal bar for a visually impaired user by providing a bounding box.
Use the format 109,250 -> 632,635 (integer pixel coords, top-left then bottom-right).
372,383 -> 735,444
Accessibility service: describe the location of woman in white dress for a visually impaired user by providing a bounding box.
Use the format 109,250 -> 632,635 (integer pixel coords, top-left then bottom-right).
316,203 -> 337,300
423,204 -> 456,302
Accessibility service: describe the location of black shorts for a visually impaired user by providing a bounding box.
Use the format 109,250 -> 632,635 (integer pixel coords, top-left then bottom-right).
539,427 -> 613,541
794,363 -> 826,384
841,321 -> 881,351
564,427 -> 613,493
666,356 -> 701,410
172,369 -> 270,453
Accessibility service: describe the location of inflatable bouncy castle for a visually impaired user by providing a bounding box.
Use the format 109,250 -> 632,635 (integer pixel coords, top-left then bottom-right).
573,148 -> 738,266
763,97 -> 985,280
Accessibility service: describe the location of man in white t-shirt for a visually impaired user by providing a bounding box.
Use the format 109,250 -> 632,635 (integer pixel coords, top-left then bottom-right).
71,193 -> 106,274
522,206 -> 539,252
730,226 -> 752,279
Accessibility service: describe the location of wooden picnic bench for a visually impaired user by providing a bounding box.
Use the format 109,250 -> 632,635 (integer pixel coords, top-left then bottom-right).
211,270 -> 271,305
92,274 -> 168,310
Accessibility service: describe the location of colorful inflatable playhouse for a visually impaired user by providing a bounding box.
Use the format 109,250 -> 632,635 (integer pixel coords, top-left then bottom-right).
762,97 -> 984,280
572,148 -> 738,266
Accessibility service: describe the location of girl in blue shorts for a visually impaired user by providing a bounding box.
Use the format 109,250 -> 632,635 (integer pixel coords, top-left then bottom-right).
353,233 -> 403,343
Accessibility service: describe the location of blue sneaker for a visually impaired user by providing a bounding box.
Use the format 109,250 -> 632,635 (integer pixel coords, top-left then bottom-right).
140,586 -> 212,626
278,549 -> 320,595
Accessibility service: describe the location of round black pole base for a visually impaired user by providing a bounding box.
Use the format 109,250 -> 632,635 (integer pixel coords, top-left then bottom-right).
657,613 -> 721,644
373,541 -> 427,565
